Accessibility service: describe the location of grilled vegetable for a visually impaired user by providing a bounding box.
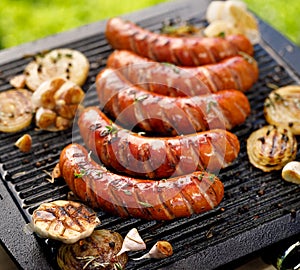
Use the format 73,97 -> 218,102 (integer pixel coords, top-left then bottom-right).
282,161 -> 300,184
24,48 -> 90,91
31,77 -> 84,131
264,85 -> 300,135
116,228 -> 146,256
247,125 -> 297,172
15,134 -> 32,152
133,241 -> 173,260
57,229 -> 128,270
0,89 -> 33,133
32,200 -> 100,244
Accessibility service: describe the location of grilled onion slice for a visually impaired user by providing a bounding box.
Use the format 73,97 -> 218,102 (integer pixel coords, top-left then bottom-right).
24,48 -> 89,91
32,200 -> 100,244
57,229 -> 128,270
247,125 -> 297,172
264,85 -> 300,135
0,89 -> 33,133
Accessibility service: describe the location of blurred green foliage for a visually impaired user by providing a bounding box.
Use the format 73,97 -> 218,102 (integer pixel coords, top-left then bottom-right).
0,0 -> 299,49
244,0 -> 300,46
0,0 -> 168,49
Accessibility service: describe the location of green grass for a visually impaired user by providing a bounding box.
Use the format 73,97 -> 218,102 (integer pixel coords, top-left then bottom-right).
244,0 -> 300,45
0,0 -> 168,49
0,0 -> 299,49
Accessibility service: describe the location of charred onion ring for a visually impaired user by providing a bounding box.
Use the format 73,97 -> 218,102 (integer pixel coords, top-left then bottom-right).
247,125 -> 297,172
0,89 -> 33,133
264,85 -> 300,135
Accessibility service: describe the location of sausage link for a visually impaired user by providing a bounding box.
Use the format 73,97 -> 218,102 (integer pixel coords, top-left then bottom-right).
78,107 -> 240,179
107,50 -> 259,96
96,68 -> 251,136
59,143 -> 224,220
105,17 -> 253,66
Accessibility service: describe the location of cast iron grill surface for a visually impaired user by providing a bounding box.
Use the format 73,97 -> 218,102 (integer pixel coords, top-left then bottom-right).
0,8 -> 300,270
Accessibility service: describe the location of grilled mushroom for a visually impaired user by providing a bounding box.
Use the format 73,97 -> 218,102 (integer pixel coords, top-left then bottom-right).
32,200 -> 100,244
247,125 -> 297,172
57,229 -> 128,270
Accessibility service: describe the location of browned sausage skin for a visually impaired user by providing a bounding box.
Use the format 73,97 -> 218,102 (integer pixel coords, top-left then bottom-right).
78,106 -> 240,179
96,68 -> 251,136
59,143 -> 224,220
106,50 -> 259,96
105,17 -> 253,66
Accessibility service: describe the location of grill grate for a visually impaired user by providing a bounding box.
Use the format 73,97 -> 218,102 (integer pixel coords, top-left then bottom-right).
0,13 -> 300,270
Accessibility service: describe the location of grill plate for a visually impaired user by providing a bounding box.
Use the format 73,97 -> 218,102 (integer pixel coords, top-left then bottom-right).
0,1 -> 300,269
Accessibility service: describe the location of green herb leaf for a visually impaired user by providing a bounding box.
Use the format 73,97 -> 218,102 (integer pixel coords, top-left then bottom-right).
123,190 -> 132,195
138,201 -> 153,207
74,169 -> 86,178
105,122 -> 118,135
206,100 -> 217,113
218,31 -> 225,38
162,62 -> 180,74
134,94 -> 148,103
114,262 -> 123,270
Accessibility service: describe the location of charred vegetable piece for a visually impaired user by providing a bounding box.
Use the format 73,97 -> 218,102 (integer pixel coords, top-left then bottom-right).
0,89 -> 33,133
133,241 -> 173,260
247,125 -> 297,172
31,77 -> 84,131
32,200 -> 100,244
15,134 -> 32,152
264,85 -> 300,135
57,229 -> 128,270
282,161 -> 300,184
24,48 -> 89,91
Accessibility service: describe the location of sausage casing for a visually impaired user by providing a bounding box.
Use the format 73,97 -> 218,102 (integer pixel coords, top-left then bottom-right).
105,17 -> 254,66
96,68 -> 251,136
78,107 -> 240,179
59,143 -> 224,220
106,50 -> 259,96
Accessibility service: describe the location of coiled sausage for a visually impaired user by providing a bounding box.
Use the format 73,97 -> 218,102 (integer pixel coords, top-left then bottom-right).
105,17 -> 253,66
106,50 -> 259,96
78,106 -> 240,179
96,68 -> 251,136
59,143 -> 224,220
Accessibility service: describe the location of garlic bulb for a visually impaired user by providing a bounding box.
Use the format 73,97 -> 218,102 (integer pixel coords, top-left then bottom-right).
247,125 -> 297,172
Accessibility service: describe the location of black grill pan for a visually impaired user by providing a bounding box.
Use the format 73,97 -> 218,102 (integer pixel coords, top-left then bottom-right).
0,0 -> 300,269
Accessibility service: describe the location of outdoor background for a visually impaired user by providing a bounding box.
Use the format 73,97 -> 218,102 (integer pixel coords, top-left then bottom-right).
0,0 -> 299,50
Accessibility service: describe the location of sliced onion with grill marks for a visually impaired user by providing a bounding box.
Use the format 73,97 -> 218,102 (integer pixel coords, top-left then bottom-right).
32,200 -> 100,244
0,89 -> 33,133
24,48 -> 90,91
247,125 -> 297,172
57,229 -> 127,270
264,85 -> 300,135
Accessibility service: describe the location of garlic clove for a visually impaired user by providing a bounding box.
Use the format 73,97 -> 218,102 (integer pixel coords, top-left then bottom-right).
133,241 -> 173,260
282,161 -> 300,184
116,228 -> 146,256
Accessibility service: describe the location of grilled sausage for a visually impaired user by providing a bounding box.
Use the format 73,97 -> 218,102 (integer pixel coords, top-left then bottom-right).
96,68 -> 251,136
78,107 -> 240,179
105,17 -> 253,66
59,143 -> 224,220
106,50 -> 259,96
